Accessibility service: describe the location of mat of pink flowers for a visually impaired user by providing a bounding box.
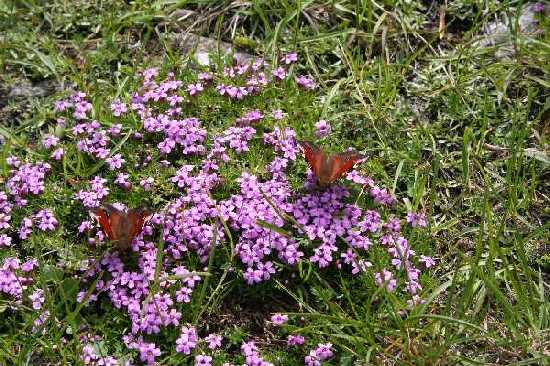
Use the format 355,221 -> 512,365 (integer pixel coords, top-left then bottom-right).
0,53 -> 434,365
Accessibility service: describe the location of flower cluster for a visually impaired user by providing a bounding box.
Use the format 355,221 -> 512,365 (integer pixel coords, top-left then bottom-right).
240,341 -> 274,366
0,257 -> 39,304
176,326 -> 199,354
81,344 -> 119,366
235,110 -> 264,126
305,343 -> 334,366
55,91 -> 93,119
211,126 -> 256,160
34,209 -> 58,231
6,161 -> 51,206
51,53 -> 435,364
73,120 -> 112,159
75,176 -> 110,208
0,192 -> 13,245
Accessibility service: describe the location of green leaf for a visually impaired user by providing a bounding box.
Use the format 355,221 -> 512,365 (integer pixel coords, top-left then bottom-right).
40,264 -> 63,283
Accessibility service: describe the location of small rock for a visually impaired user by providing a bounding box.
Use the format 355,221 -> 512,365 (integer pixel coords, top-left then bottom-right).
474,3 -> 546,58
171,33 -> 255,66
8,79 -> 56,99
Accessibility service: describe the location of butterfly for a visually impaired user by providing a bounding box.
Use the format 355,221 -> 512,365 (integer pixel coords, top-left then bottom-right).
90,204 -> 153,251
299,140 -> 366,187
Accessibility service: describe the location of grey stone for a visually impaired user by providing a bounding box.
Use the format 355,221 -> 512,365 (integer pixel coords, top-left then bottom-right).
7,79 -> 56,99
170,33 -> 255,66
473,3 -> 545,58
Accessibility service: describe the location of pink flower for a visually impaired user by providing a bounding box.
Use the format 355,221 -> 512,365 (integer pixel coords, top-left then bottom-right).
29,289 -> 45,310
106,153 -> 125,170
0,234 -> 12,247
51,148 -> 64,160
42,134 -> 59,149
198,72 -> 213,82
272,67 -> 286,80
406,212 -> 427,227
305,343 -> 333,366
176,326 -> 198,354
296,75 -> 316,90
419,255 -> 435,268
140,177 -> 154,191
270,313 -> 288,325
204,333 -> 222,349
283,52 -> 298,64
287,334 -> 305,346
314,119 -> 331,138
195,355 -> 212,366
111,99 -> 128,116
34,209 -> 58,231
375,268 -> 397,292
272,109 -> 284,120
187,82 -> 204,96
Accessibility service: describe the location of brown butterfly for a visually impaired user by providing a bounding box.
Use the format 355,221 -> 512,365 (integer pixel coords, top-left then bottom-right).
299,140 -> 365,186
90,204 -> 153,251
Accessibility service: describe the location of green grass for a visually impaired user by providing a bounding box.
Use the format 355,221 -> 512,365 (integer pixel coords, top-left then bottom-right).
1,0 -> 549,365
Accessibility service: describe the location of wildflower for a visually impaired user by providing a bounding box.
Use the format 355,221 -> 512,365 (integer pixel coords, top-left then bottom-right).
35,209 -> 58,231
106,153 -> 125,170
406,212 -> 427,227
0,213 -> 10,229
42,134 -> 59,149
51,148 -> 64,160
21,259 -> 38,272
287,334 -> 305,346
140,177 -> 154,191
6,162 -> 51,201
137,340 -> 161,365
270,313 -> 289,325
296,75 -> 316,90
198,72 -> 213,82
187,82 -> 204,96
29,289 -> 45,309
0,234 -> 12,247
75,176 -> 109,208
32,310 -> 50,334
283,52 -> 298,64
114,172 -> 131,190
236,110 -> 264,126
204,333 -> 222,349
419,255 -> 435,268
111,99 -> 128,116
305,343 -> 334,366
108,124 -> 122,136
176,326 -> 198,354
195,355 -> 212,366
314,119 -> 331,138
272,67 -> 286,80
272,109 -> 284,120
19,217 -> 33,240
370,186 -> 395,205
375,269 -> 397,292
55,100 -> 71,112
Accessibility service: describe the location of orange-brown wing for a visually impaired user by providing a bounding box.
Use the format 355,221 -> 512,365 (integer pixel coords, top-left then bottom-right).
299,140 -> 325,178
104,204 -> 124,244
90,207 -> 115,240
127,207 -> 152,242
326,152 -> 366,184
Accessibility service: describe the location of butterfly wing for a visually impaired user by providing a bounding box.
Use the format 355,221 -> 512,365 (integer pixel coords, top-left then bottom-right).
299,140 -> 325,179
125,207 -> 153,247
326,151 -> 366,184
90,206 -> 115,240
